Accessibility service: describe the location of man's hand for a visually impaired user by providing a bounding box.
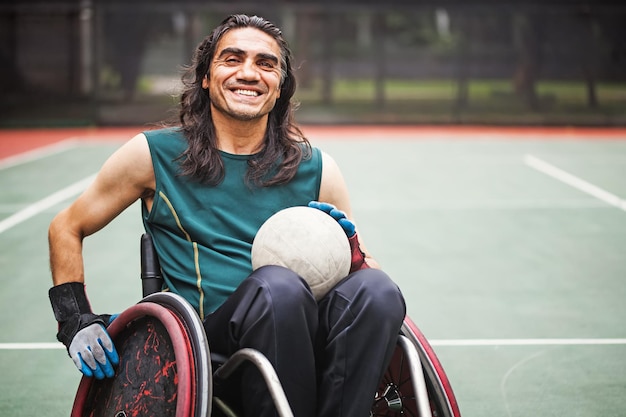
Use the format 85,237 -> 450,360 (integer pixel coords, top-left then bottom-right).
308,201 -> 369,273
49,282 -> 119,379
307,201 -> 356,236
69,321 -> 118,379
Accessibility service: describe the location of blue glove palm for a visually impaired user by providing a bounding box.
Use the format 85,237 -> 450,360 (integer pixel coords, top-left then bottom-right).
307,201 -> 356,237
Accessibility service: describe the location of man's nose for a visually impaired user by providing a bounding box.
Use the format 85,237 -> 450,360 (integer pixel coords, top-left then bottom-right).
237,59 -> 261,81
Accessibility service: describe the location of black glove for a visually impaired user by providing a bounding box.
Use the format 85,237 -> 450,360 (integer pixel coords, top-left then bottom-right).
49,282 -> 119,379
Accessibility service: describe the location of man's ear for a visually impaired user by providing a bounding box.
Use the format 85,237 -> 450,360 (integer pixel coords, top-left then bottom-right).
202,74 -> 209,89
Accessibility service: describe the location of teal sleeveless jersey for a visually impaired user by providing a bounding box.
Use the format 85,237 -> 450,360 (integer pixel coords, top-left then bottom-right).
142,127 -> 322,318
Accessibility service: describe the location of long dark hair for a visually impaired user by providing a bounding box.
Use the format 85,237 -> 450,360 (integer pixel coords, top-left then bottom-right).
178,14 -> 310,186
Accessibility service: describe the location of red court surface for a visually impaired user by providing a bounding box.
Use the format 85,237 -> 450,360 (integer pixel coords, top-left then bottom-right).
1,125 -> 625,160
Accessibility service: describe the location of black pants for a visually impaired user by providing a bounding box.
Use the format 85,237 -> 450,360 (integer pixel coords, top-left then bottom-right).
202,265 -> 406,417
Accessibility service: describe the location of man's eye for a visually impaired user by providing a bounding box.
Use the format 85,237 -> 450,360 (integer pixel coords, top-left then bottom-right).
259,61 -> 275,69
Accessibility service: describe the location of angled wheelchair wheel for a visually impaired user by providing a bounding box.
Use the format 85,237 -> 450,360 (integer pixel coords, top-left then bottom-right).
372,317 -> 461,417
71,295 -> 212,417
141,292 -> 212,417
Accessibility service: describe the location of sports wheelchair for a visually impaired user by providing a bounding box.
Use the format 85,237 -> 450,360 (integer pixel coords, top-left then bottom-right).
71,235 -> 461,417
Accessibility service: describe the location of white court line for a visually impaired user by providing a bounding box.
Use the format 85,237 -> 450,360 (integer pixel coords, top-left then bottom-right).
357,199 -> 610,211
0,174 -> 96,235
0,139 -> 78,170
524,154 -> 626,211
429,338 -> 626,347
0,343 -> 64,350
1,339 -> 626,350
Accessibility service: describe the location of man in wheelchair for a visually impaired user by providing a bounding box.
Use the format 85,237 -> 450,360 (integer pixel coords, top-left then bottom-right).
48,14 -> 406,417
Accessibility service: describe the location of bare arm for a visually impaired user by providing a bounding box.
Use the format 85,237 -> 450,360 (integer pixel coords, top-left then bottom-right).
49,133 -> 155,285
318,151 -> 380,269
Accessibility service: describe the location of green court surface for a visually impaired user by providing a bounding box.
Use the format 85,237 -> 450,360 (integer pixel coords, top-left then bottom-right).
1,127 -> 625,416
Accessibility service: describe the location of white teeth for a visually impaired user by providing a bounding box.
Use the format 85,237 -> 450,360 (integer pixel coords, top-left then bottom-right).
234,89 -> 259,97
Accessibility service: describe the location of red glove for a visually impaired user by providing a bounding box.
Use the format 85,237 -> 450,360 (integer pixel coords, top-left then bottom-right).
308,201 -> 371,273
348,233 -> 370,273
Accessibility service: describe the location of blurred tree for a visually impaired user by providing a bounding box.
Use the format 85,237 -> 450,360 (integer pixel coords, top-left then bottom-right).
512,11 -> 542,110
0,11 -> 23,94
596,12 -> 626,81
100,4 -> 172,101
320,11 -> 334,104
294,11 -> 314,88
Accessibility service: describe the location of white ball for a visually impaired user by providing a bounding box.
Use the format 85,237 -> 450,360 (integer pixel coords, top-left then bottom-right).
251,206 -> 351,300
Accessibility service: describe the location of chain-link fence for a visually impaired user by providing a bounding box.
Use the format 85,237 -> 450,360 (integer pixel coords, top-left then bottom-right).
1,1 -> 625,126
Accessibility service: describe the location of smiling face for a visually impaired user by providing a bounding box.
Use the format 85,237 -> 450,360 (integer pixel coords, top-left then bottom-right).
203,27 -> 283,123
